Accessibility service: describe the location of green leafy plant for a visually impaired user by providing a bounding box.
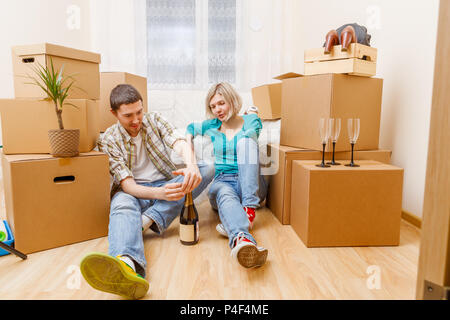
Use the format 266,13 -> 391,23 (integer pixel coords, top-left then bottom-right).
27,58 -> 77,130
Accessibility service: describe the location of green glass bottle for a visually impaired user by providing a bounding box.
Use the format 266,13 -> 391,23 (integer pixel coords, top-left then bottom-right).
179,192 -> 199,245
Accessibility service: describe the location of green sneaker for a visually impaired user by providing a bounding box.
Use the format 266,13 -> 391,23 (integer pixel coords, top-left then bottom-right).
80,252 -> 149,300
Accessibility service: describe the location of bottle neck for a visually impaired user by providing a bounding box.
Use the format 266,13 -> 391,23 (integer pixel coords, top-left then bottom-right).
184,192 -> 193,207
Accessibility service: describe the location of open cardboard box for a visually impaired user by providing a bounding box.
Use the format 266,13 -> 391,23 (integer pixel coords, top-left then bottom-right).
251,83 -> 282,120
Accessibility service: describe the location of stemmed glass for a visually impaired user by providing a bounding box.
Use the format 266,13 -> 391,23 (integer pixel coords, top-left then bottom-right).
345,118 -> 360,167
326,118 -> 341,165
316,118 -> 331,168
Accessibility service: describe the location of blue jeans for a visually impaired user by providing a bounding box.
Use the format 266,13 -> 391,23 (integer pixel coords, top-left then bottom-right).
208,138 -> 269,248
108,162 -> 214,277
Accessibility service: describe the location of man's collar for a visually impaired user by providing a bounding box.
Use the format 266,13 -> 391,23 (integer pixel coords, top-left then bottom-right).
117,123 -> 133,143
117,122 -> 147,143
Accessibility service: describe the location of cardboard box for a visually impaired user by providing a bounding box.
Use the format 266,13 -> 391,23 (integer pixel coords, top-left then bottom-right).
11,43 -> 101,99
304,58 -> 376,77
99,72 -> 148,132
290,160 -> 403,247
279,73 -> 383,152
1,151 -> 110,254
266,144 -> 392,225
0,99 -> 99,154
304,43 -> 377,63
251,83 -> 282,120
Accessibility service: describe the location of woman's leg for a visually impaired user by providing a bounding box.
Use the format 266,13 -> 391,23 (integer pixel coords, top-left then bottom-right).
236,137 -> 262,208
208,179 -> 256,248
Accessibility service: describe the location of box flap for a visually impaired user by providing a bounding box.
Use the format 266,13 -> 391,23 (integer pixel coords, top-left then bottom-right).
273,72 -> 304,81
12,43 -> 101,64
2,151 -> 105,163
296,160 -> 402,171
252,82 -> 279,90
269,144 -> 315,153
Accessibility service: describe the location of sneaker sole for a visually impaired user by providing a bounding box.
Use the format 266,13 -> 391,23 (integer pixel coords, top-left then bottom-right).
237,246 -> 268,268
80,252 -> 149,300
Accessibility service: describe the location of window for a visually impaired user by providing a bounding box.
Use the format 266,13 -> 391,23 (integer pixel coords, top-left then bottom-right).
146,0 -> 237,89
208,0 -> 236,84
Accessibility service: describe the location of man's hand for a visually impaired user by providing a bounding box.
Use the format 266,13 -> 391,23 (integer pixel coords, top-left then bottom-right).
172,165 -> 202,194
159,182 -> 186,201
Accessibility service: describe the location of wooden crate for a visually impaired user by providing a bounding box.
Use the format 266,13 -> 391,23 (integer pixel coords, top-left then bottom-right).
304,58 -> 376,77
304,43 -> 377,63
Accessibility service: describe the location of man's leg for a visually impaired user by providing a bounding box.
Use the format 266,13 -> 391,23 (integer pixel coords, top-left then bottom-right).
80,191 -> 149,299
143,162 -> 214,234
108,191 -> 147,276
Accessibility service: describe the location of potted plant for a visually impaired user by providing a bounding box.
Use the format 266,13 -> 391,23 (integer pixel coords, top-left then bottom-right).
28,58 -> 80,157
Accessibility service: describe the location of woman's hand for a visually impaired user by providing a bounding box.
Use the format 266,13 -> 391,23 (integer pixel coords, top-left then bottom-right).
244,106 -> 259,115
172,165 -> 202,194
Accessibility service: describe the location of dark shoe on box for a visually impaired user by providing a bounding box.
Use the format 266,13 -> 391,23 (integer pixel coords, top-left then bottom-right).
340,25 -> 357,51
324,29 -> 339,54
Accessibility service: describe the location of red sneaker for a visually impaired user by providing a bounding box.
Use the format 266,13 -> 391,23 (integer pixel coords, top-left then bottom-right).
244,207 -> 256,229
231,232 -> 268,268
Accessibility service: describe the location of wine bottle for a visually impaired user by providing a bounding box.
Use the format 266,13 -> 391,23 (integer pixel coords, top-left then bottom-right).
179,192 -> 199,245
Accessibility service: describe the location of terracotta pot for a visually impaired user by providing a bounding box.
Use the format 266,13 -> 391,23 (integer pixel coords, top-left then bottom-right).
48,129 -> 80,157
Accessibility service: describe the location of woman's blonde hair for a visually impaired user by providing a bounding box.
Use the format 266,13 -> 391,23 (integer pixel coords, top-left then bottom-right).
205,82 -> 242,120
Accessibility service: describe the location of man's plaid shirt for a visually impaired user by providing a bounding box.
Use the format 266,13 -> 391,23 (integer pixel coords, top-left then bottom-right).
97,112 -> 186,196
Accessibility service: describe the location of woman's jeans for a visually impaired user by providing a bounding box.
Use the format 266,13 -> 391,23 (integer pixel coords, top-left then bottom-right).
208,138 -> 269,249
107,162 -> 214,277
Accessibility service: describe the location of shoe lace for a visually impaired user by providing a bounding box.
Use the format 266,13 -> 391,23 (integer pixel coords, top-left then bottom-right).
233,232 -> 250,248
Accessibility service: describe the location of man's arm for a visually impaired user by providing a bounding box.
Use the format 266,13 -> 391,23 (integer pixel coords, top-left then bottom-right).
120,177 -> 186,201
172,137 -> 202,193
98,132 -> 186,202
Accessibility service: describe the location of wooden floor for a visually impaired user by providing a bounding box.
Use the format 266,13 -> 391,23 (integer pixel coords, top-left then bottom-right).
0,191 -> 421,300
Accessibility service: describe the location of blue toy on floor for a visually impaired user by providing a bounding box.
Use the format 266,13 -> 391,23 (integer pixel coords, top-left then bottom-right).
0,220 -> 14,256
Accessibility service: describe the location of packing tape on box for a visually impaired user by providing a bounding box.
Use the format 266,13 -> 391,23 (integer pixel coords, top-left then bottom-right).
58,158 -> 72,166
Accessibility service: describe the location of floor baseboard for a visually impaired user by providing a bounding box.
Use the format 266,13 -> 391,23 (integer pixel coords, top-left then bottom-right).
402,210 -> 422,229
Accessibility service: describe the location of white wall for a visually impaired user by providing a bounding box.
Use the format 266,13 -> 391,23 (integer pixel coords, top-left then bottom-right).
292,0 -> 439,219
0,0 -> 92,144
0,0 -> 92,98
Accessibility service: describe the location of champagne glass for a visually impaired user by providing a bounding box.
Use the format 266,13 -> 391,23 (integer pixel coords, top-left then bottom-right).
345,118 -> 360,167
326,118 -> 341,165
316,118 -> 331,168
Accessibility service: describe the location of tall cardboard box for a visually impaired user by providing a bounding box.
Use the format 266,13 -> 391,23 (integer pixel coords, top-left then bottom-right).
266,144 -> 392,225
251,83 -> 282,120
290,160 -> 403,247
11,43 -> 101,99
0,99 -> 99,154
1,151 -> 110,254
280,74 -> 383,152
99,72 -> 148,132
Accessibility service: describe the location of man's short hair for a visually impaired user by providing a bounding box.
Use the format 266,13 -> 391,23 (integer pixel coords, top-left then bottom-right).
110,84 -> 143,111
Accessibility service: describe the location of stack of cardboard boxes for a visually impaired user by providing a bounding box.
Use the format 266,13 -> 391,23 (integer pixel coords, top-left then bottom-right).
0,43 -> 148,254
252,44 -> 403,247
